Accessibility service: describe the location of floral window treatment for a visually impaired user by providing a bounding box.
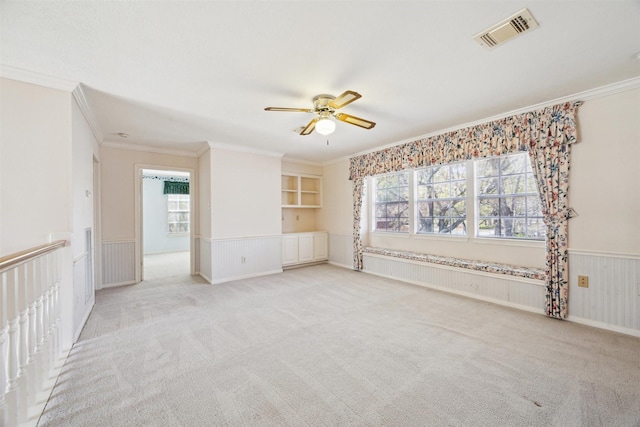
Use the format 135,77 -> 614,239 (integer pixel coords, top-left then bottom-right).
349,101 -> 581,319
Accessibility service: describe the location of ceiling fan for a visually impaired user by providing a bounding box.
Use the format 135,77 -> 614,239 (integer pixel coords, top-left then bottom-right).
264,90 -> 376,136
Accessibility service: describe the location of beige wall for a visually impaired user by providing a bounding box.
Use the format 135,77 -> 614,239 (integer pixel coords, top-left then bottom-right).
319,85 -> 640,267
210,148 -> 281,238
0,78 -> 72,255
570,87 -> 640,254
100,146 -> 198,241
316,159 -> 353,235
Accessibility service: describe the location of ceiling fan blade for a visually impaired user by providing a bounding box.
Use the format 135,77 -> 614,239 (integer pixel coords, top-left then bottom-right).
328,90 -> 362,109
265,107 -> 314,113
334,113 -> 376,129
300,118 -> 317,135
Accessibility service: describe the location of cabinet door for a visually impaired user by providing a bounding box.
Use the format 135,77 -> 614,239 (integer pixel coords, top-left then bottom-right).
313,233 -> 328,260
298,234 -> 314,263
282,235 -> 299,265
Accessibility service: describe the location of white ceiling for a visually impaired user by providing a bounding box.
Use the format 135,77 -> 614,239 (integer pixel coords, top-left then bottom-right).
2,1 -> 639,163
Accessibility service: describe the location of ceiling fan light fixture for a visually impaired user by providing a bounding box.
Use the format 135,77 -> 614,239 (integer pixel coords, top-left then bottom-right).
315,117 -> 335,135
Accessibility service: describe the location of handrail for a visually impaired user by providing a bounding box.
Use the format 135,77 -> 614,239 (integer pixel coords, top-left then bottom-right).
0,240 -> 67,272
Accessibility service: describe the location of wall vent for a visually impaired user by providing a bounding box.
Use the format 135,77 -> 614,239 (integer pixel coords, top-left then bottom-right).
473,8 -> 539,49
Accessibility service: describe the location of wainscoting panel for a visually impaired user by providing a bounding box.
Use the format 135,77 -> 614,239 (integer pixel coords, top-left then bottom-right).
101,241 -> 136,287
328,233 -> 354,269
363,253 -> 545,312
209,235 -> 282,284
568,251 -> 640,333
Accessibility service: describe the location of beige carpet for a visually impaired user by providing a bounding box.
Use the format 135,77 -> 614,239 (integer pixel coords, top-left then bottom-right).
39,265 -> 640,426
143,251 -> 190,280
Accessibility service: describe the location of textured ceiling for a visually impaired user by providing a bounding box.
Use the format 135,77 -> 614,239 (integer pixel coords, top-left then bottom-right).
2,1 -> 639,163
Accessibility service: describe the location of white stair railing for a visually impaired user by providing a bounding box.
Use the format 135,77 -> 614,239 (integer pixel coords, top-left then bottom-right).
0,240 -> 66,427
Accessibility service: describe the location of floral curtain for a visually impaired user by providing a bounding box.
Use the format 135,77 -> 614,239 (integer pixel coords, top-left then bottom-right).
352,178 -> 366,270
349,101 -> 581,319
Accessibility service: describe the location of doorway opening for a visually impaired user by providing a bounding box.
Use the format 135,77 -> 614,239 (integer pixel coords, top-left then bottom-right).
140,168 -> 192,281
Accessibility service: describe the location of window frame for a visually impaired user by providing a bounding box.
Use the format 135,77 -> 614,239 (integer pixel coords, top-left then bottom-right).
371,171 -> 410,234
167,193 -> 190,234
369,152 -> 544,244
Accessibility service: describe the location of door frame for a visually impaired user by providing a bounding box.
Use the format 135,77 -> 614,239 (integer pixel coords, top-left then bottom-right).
134,164 -> 197,282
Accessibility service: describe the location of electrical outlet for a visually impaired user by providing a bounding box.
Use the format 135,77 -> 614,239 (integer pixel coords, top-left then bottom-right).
578,275 -> 589,288
241,257 -> 246,264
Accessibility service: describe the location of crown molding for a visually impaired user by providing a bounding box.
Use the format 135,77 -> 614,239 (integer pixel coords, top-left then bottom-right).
72,84 -> 104,143
281,156 -> 324,167
100,140 -> 201,158
330,76 -> 640,164
207,141 -> 284,158
0,64 -> 78,92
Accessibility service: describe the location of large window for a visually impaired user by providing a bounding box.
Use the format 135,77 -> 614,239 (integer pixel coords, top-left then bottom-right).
373,171 -> 409,232
415,162 -> 466,235
371,152 -> 544,240
476,154 -> 544,240
167,194 -> 190,233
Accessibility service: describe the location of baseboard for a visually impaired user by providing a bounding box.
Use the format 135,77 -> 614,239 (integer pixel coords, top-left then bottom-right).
73,301 -> 94,343
328,261 -> 354,270
100,280 -> 137,289
211,269 -> 283,285
283,260 -> 328,270
566,315 -> 640,338
199,271 -> 213,284
364,269 -> 545,316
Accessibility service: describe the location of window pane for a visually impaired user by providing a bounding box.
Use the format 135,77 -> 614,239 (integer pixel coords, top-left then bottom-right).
373,171 -> 409,233
475,153 -> 543,240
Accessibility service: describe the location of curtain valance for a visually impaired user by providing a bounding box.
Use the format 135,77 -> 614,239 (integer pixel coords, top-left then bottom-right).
163,181 -> 190,195
349,102 -> 580,180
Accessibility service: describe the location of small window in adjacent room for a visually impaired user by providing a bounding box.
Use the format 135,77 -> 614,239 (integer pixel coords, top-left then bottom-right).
415,162 -> 467,235
475,152 -> 544,240
373,171 -> 409,233
167,194 -> 190,234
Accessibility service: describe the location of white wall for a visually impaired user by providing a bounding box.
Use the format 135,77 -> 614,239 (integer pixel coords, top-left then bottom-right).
71,95 -> 100,340
0,78 -> 72,255
210,148 -> 281,238
142,176 -> 190,254
203,147 -> 283,283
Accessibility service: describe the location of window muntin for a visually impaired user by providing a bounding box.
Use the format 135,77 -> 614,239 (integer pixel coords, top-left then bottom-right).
415,162 -> 466,235
168,194 -> 190,233
475,153 -> 544,240
373,171 -> 409,233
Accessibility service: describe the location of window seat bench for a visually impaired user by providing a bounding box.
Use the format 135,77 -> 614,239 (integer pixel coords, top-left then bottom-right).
363,247 -> 546,281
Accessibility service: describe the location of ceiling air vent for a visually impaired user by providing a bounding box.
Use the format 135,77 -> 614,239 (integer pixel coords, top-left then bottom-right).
473,8 -> 539,49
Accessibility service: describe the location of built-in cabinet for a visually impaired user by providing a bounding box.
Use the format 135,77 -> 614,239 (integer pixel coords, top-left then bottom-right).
282,232 -> 328,266
281,173 -> 322,208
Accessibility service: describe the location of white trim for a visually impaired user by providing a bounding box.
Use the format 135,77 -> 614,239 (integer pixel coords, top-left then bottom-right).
211,269 -> 283,285
199,271 -> 213,284
363,252 -> 545,286
326,76 -> 640,165
101,140 -> 202,158
72,84 -> 104,143
281,156 -> 324,167
207,141 -> 284,158
100,280 -> 137,289
101,239 -> 136,244
568,249 -> 640,260
135,164 -> 197,282
566,315 -> 640,338
196,143 -> 211,157
328,261 -> 354,270
211,234 -> 284,242
73,303 -> 94,343
0,64 -> 78,92
364,269 -> 545,315
73,252 -> 88,264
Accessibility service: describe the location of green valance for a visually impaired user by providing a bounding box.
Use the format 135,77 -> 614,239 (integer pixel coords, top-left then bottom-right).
163,181 -> 190,195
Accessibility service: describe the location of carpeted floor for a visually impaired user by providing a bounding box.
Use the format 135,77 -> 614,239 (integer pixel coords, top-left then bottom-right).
38,264 -> 640,426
